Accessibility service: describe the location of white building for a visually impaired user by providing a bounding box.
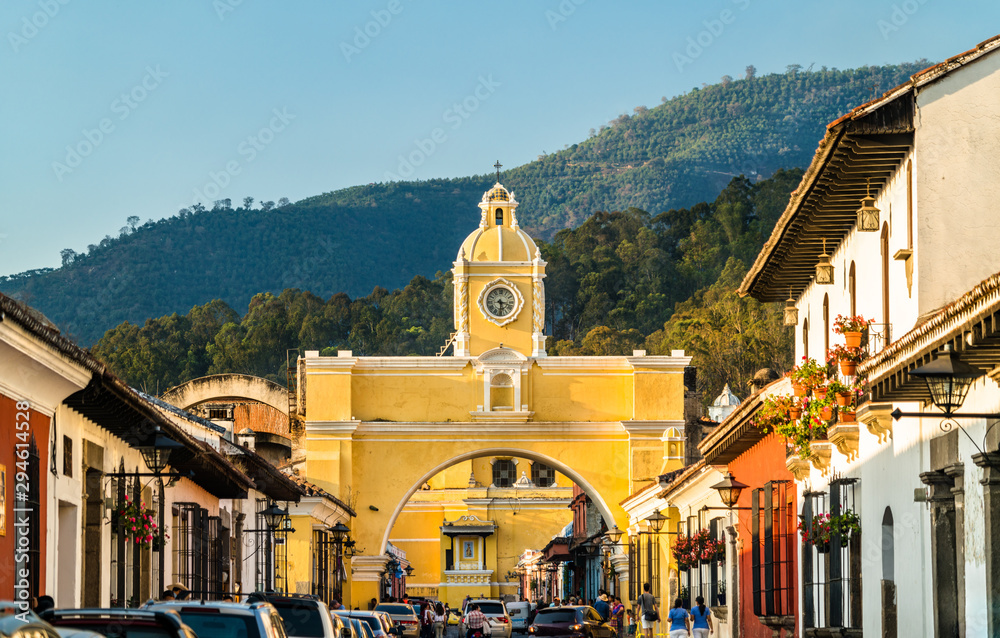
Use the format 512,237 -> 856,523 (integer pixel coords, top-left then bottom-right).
740,35 -> 1000,637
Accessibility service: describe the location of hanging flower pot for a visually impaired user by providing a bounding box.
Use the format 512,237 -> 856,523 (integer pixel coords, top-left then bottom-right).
840,408 -> 857,423
844,332 -> 863,348
820,405 -> 834,421
815,541 -> 831,554
813,386 -> 828,402
791,382 -> 808,397
839,360 -> 858,376
789,405 -> 802,420
835,391 -> 851,407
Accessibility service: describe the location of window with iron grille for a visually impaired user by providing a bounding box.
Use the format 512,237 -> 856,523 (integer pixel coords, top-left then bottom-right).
681,516 -> 727,609
174,502 -> 213,597
629,532 -> 659,603
25,438 -> 41,599
802,479 -> 862,631
750,481 -> 794,619
313,529 -> 332,604
493,459 -> 516,487
531,462 -> 555,487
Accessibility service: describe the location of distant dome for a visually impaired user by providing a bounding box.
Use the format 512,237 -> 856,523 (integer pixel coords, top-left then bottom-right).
712,384 -> 741,407
708,383 -> 741,423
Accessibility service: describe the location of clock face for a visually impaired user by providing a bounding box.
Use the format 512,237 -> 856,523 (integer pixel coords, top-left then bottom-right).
485,287 -> 517,318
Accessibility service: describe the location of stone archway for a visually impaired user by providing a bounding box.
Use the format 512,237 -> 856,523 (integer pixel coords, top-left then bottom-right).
161,373 -> 289,415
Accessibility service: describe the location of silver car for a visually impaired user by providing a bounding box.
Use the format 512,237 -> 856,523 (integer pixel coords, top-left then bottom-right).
144,600 -> 287,638
334,610 -> 397,638
374,604 -> 420,638
460,600 -> 512,638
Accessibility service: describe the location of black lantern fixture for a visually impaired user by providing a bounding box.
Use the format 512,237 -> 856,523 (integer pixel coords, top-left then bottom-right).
404,565 -> 414,577
605,525 -> 624,545
136,429 -> 184,476
815,238 -> 834,285
857,179 -> 881,232
329,521 -> 351,544
262,502 -> 288,532
711,472 -> 749,509
645,509 -> 667,533
908,344 -> 983,416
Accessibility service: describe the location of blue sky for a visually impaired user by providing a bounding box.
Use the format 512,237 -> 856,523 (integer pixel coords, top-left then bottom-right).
1,1 -> 997,276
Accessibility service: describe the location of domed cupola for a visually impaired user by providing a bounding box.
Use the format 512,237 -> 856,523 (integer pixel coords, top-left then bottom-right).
452,162 -> 547,359
457,180 -> 538,263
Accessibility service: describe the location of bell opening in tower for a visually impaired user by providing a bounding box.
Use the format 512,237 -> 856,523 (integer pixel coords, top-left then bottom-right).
495,209 -> 503,226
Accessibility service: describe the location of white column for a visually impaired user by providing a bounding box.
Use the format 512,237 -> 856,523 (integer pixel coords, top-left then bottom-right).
478,537 -> 484,570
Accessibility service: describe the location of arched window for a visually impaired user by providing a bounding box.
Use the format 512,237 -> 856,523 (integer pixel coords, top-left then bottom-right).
495,208 -> 504,226
849,261 -> 857,317
803,317 -> 809,360
823,294 -> 830,358
881,223 -> 890,328
492,459 -> 516,487
531,462 -> 555,487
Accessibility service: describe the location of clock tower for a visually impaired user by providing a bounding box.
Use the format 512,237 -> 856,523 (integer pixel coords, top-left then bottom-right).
452,177 -> 546,358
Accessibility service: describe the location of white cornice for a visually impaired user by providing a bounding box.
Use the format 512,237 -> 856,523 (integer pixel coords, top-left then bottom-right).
534,357 -> 633,371
622,420 -> 685,439
354,358 -> 472,371
354,421 -> 626,436
305,421 -> 359,434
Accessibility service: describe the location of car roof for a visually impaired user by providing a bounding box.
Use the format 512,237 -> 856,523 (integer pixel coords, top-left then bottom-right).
145,601 -> 271,615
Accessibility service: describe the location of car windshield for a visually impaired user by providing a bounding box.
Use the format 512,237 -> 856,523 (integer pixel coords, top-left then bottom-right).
271,602 -> 325,637
536,610 -> 578,623
178,612 -> 260,638
477,603 -> 506,616
375,605 -> 414,616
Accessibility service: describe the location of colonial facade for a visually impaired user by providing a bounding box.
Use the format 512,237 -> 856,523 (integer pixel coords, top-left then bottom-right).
735,34 -> 1000,638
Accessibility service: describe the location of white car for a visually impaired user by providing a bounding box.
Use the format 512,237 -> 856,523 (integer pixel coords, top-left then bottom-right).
460,600 -> 512,638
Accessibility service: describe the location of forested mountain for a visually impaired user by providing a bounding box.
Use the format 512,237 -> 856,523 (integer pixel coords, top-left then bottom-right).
2,62 -> 927,345
91,170 -> 801,403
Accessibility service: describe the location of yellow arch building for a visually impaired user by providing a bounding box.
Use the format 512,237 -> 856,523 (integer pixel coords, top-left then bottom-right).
295,181 -> 691,607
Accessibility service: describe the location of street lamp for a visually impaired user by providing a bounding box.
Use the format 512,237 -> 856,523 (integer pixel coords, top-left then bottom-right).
136,429 -> 184,476
262,502 -> 288,532
711,472 -> 749,509
783,288 -> 799,327
605,525 -> 624,545
404,565 -> 414,577
329,521 -> 351,544
908,344 -> 983,416
645,509 -> 667,533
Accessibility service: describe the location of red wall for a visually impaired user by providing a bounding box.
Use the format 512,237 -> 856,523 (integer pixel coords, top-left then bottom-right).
728,432 -> 797,638
0,394 -> 50,601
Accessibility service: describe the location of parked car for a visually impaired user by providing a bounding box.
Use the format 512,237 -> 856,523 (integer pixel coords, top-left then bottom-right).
506,602 -> 535,633
348,617 -> 376,638
145,599 -> 288,638
333,610 -> 398,638
330,612 -> 354,638
527,606 -> 613,638
41,609 -> 198,638
0,602 -> 74,638
459,600 -> 511,638
249,593 -> 340,638
373,604 -> 420,638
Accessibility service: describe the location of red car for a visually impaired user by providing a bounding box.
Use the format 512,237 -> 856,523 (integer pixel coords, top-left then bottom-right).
528,606 -> 613,638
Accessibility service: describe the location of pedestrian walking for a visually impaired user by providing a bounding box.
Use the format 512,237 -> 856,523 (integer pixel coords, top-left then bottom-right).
689,597 -> 712,638
610,596 -> 625,638
433,602 -> 447,638
666,598 -> 690,638
635,583 -> 658,638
